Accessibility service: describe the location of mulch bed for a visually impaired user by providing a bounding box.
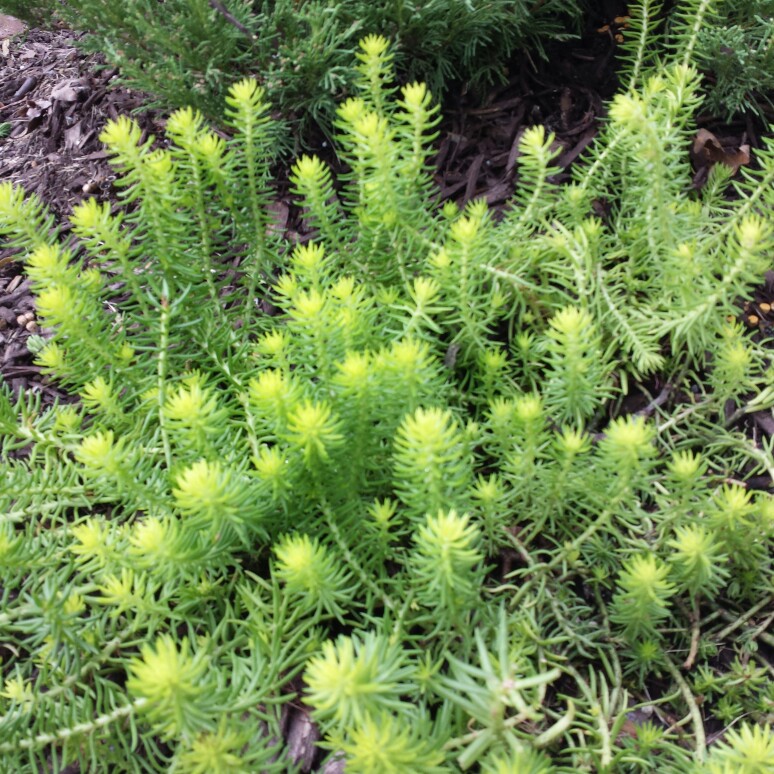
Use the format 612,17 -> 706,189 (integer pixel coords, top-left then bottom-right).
0,25 -> 163,402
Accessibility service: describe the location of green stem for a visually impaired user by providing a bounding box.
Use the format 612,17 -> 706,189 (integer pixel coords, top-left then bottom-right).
663,653 -> 706,764
715,597 -> 774,648
0,699 -> 144,754
323,502 -> 395,612
534,700 -> 575,748
563,663 -> 614,768
239,109 -> 269,324
156,286 -> 173,471
189,154 -> 229,328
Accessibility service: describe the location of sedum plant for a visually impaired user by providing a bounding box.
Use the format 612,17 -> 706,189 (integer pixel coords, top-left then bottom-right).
1,28 -> 774,773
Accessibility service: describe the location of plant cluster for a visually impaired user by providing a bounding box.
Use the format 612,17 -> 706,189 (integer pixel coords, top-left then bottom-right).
622,0 -> 774,119
4,1 -> 771,132
0,0 -> 584,137
1,11 -> 774,774
694,0 -> 774,118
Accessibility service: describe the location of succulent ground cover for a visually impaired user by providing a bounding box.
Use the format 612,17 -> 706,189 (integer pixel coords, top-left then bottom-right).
2,13 -> 772,405
0,5 -> 773,773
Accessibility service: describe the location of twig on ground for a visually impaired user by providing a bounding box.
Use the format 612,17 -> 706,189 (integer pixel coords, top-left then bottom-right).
208,0 -> 255,39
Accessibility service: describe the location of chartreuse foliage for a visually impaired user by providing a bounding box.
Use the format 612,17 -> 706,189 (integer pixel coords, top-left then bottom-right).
1,31 -> 774,774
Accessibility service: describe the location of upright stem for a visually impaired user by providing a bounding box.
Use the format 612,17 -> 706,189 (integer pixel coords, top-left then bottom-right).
663,654 -> 706,764
156,285 -> 173,471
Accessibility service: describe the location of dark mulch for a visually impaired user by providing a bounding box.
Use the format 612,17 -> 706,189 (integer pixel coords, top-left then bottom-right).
0,25 -> 163,403
0,28 -> 163,214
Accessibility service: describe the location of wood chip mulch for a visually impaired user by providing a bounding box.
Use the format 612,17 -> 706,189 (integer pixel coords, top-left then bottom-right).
0,26 -> 161,403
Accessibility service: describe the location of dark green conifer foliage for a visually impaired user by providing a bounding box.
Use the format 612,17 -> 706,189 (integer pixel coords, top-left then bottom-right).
0,0 -> 584,136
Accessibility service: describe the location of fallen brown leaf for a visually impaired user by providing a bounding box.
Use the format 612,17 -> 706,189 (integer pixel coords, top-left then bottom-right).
691,128 -> 751,175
